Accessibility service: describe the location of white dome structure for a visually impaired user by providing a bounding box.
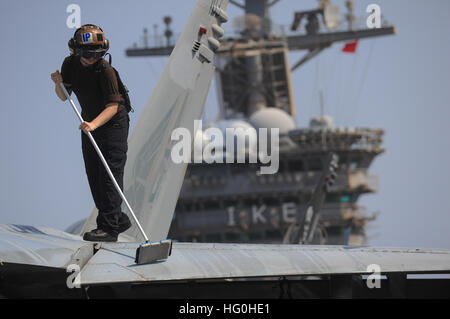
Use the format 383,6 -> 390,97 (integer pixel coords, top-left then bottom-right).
215,119 -> 256,133
249,107 -> 296,134
213,120 -> 258,156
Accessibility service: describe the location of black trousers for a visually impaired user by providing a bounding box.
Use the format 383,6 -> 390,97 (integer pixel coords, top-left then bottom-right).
81,110 -> 130,236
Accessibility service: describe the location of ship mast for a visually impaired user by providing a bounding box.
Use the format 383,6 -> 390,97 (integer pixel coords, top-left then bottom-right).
126,0 -> 395,120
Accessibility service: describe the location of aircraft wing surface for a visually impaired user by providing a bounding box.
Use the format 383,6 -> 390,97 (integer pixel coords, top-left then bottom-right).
2,225 -> 450,298
0,224 -> 85,269
80,242 -> 450,286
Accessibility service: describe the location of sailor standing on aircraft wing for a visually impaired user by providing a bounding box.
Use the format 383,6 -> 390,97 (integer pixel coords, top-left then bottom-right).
51,24 -> 131,242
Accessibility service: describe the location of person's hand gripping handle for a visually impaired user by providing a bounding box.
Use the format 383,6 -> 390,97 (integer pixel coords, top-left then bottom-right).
51,70 -> 63,85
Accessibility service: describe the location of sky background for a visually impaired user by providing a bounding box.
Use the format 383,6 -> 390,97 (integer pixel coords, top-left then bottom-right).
0,0 -> 449,249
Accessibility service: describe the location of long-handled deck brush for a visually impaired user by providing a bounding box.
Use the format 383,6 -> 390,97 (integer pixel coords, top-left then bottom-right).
59,82 -> 172,265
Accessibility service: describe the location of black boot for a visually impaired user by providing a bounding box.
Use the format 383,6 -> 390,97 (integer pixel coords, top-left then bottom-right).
83,229 -> 118,242
118,213 -> 132,234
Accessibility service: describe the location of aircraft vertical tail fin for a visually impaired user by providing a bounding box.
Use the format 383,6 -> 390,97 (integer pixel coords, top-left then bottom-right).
81,0 -> 229,241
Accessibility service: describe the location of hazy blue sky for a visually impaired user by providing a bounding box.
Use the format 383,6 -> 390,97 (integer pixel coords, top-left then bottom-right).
1,0 -> 449,249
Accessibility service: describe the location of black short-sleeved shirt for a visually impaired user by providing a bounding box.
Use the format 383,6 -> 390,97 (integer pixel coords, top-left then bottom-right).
61,55 -> 124,122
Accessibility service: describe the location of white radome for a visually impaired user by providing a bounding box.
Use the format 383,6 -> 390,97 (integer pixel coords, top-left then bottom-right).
210,119 -> 258,155
249,107 -> 296,134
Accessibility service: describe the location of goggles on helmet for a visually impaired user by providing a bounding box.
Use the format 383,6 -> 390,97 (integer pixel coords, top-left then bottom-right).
80,49 -> 105,59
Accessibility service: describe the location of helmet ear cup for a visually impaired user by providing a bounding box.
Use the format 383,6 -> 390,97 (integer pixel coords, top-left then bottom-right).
68,38 -> 75,54
103,38 -> 109,52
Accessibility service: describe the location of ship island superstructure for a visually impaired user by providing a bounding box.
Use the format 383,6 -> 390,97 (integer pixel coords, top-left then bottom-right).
126,0 -> 395,245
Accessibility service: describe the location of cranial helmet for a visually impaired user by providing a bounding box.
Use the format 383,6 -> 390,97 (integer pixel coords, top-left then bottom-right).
68,24 -> 109,59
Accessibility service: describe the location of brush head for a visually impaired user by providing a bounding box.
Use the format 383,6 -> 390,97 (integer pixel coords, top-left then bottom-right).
135,239 -> 172,264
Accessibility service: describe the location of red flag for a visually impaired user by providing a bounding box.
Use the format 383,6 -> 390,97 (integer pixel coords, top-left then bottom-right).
342,40 -> 359,53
